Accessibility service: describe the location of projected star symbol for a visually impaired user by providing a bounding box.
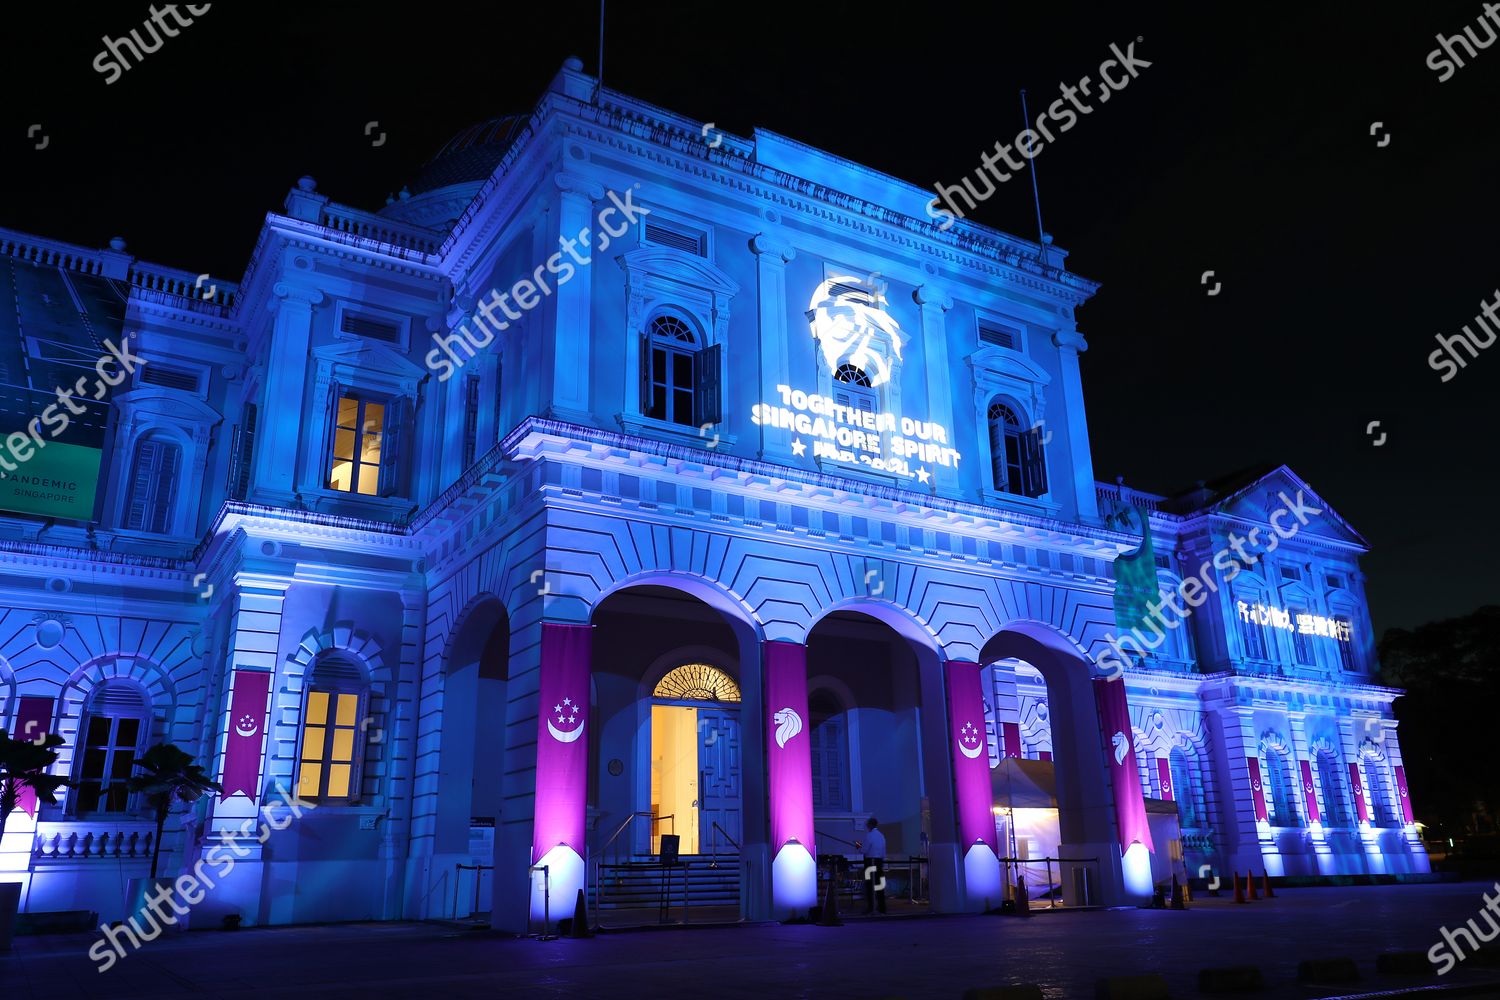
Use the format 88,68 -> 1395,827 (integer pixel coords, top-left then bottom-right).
915,467 -> 931,484
790,438 -> 807,457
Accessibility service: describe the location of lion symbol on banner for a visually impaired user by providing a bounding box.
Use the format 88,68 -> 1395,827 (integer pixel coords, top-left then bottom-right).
1112,730 -> 1129,766
807,275 -> 904,387
773,707 -> 803,749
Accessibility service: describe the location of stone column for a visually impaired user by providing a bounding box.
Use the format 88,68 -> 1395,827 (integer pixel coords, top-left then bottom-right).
548,173 -> 603,423
915,285 -> 958,495
763,639 -> 816,916
944,659 -> 1001,909
256,283 -> 323,503
750,234 -> 798,463
529,621 -> 592,929
1052,327 -> 1098,520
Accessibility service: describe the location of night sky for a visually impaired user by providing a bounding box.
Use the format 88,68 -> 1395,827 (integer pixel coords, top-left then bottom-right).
4,2 -> 1495,634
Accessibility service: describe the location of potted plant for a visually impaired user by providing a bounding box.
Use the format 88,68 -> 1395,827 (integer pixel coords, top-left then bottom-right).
0,729 -> 70,951
123,744 -> 222,932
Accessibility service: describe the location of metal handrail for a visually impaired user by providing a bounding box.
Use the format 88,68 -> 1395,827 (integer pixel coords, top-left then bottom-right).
707,820 -> 740,864
592,811 -> 673,928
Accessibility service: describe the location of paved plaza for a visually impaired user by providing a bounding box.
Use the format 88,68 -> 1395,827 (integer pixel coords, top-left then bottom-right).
8,882 -> 1500,998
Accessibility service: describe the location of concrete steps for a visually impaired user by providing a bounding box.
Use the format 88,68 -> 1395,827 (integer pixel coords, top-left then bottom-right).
591,857 -> 740,910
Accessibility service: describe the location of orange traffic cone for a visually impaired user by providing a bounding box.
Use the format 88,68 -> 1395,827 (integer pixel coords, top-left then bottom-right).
1233,871 -> 1246,904
1261,870 -> 1275,899
1248,870 -> 1260,900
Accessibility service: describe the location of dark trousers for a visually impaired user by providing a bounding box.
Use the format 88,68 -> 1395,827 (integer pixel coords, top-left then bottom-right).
862,857 -> 886,913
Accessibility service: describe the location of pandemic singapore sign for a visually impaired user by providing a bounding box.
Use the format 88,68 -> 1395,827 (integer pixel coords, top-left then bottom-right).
749,276 -> 961,484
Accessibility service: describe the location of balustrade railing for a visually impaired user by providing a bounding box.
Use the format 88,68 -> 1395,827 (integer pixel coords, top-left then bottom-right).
318,203 -> 442,254
33,821 -> 156,861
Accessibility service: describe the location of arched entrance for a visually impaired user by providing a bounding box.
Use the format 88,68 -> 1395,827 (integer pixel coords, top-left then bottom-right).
434,596 -> 510,920
647,662 -> 743,857
805,608 -> 958,914
589,583 -> 765,922
980,623 -> 1149,907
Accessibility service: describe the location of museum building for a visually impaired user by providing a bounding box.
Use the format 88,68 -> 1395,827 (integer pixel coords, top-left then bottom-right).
0,58 -> 1426,933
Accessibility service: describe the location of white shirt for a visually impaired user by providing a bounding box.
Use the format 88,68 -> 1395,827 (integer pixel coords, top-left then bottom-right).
863,827 -> 886,860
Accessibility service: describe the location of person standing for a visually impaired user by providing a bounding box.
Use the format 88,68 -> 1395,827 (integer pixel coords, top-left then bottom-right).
857,816 -> 887,915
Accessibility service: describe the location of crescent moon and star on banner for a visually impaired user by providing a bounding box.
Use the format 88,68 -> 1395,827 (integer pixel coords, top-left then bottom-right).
958,721 -> 984,759
234,713 -> 259,738
548,696 -> 585,744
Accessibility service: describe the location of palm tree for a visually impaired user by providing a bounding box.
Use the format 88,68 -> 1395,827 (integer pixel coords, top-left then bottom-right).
0,730 -> 70,847
126,744 -> 222,880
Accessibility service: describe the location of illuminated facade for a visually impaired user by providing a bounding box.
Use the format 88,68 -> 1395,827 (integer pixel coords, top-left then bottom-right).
0,58 -> 1426,932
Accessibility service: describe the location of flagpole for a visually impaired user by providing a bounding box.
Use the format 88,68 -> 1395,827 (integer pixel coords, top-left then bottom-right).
1019,89 -> 1047,249
595,0 -> 606,104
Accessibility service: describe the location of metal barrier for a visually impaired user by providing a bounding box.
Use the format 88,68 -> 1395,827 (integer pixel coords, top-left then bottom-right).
999,855 -> 1101,908
452,862 -> 494,920
527,863 -> 554,940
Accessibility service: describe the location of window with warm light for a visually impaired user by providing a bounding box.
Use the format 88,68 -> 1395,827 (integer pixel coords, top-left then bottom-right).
328,393 -> 387,495
298,688 -> 362,800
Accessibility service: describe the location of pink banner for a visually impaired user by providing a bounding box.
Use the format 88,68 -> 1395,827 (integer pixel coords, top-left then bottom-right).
1394,765 -> 1414,824
1093,680 -> 1153,855
220,670 -> 270,802
533,623 -> 591,862
11,696 -> 54,818
1247,756 -> 1268,822
945,661 -> 998,854
1156,757 -> 1174,801
1300,758 -> 1320,826
1001,721 -> 1022,759
765,640 -> 814,856
1038,750 -> 1052,762
1349,762 -> 1369,824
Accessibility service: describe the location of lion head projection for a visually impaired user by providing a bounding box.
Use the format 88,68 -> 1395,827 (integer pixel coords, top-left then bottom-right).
773,706 -> 803,749
807,275 -> 904,388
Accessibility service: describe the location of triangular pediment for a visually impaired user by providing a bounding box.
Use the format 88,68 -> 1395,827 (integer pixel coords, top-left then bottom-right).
1208,465 -> 1368,550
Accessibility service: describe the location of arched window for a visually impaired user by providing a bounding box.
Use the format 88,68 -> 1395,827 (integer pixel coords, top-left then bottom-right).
297,654 -> 368,801
986,399 -> 1046,498
1315,749 -> 1351,827
1364,754 -> 1400,827
1169,746 -> 1206,829
124,433 -> 181,533
1262,744 -> 1301,827
642,314 -> 719,427
808,689 -> 850,812
75,681 -> 149,814
653,663 -> 741,703
832,363 -> 877,421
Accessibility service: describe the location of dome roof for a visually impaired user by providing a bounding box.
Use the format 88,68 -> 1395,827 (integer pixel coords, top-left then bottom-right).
408,115 -> 529,195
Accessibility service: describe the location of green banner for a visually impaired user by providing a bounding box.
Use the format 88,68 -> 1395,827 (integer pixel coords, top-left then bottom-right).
0,440 -> 102,521
1107,503 -> 1159,644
